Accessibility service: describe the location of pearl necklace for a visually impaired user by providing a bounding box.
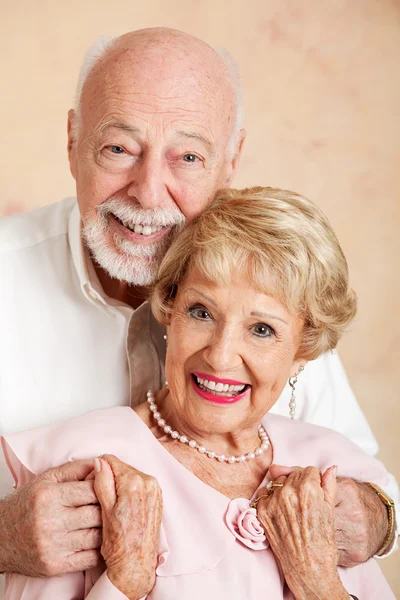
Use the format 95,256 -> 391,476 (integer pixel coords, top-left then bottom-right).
146,390 -> 270,464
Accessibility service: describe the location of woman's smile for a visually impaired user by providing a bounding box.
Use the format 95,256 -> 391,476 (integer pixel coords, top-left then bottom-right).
191,372 -> 251,404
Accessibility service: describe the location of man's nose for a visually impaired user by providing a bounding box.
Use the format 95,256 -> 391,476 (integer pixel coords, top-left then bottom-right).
203,329 -> 243,374
127,153 -> 165,210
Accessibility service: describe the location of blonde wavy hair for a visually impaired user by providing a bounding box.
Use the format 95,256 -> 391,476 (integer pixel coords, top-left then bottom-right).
151,187 -> 357,360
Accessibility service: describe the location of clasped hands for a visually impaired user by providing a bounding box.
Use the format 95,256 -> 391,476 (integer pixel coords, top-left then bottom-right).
0,456 -> 388,596
0,455 -> 162,600
254,464 -> 389,599
260,464 -> 389,567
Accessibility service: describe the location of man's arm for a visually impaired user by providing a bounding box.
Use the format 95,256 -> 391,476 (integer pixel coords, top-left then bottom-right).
296,351 -> 398,563
0,460 -> 101,576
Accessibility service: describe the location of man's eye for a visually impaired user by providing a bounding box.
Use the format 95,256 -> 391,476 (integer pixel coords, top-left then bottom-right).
110,145 -> 125,154
251,323 -> 275,338
188,305 -> 212,320
182,153 -> 199,163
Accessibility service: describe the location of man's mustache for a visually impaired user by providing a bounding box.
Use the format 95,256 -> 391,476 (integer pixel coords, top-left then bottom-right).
98,197 -> 186,229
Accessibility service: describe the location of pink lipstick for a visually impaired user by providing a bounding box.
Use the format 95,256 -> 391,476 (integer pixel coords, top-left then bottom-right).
193,371 -> 248,386
191,372 -> 250,405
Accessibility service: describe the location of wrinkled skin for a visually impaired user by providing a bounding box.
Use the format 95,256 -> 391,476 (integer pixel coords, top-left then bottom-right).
269,464 -> 389,567
93,455 -> 162,600
0,460 -> 101,576
257,466 -> 350,600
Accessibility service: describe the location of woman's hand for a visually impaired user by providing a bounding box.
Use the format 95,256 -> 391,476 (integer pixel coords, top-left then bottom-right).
93,454 -> 162,600
256,466 -> 349,600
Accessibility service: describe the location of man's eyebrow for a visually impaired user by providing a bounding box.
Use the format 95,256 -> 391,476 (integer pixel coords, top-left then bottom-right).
95,120 -> 141,136
175,130 -> 215,154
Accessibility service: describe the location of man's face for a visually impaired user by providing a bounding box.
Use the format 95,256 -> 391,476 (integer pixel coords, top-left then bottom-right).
68,44 -> 243,286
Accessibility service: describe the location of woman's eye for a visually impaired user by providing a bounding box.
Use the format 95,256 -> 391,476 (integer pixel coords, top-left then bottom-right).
251,323 -> 275,338
182,153 -> 199,163
188,305 -> 212,320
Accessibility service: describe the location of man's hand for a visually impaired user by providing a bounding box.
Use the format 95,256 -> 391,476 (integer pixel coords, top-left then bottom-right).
0,459 -> 102,577
269,465 -> 389,568
335,478 -> 388,567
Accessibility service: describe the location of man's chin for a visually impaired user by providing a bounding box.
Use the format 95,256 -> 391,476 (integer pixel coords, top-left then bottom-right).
97,252 -> 160,286
82,221 -> 166,286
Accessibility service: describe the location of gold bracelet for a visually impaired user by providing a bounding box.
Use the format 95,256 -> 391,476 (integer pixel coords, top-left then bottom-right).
366,482 -> 396,555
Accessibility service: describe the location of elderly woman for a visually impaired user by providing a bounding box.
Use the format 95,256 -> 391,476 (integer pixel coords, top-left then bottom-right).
2,188 -> 395,599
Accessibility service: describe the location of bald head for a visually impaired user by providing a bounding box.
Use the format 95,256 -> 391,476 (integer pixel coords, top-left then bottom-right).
73,28 -> 243,151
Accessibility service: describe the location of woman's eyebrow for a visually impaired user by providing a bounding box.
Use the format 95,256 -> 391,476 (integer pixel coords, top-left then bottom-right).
184,291 -> 289,324
251,311 -> 288,325
184,288 -> 217,307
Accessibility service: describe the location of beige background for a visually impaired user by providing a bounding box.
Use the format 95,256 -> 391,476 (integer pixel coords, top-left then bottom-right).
1,0 -> 399,595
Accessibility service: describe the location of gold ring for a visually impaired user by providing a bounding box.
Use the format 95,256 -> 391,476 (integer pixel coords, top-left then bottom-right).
267,480 -> 284,491
250,481 -> 285,509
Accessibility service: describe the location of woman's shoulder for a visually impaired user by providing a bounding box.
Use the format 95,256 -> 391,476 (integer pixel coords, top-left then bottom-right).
263,413 -> 389,487
1,407 -> 142,482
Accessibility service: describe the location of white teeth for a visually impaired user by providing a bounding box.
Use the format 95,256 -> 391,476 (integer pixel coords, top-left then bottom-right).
114,215 -> 163,235
195,376 -> 247,396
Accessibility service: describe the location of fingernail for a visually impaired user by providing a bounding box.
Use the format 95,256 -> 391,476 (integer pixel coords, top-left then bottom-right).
94,458 -> 101,473
333,465 -> 338,477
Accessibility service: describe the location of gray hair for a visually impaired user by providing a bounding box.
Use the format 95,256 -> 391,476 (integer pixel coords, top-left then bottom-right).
73,34 -> 244,153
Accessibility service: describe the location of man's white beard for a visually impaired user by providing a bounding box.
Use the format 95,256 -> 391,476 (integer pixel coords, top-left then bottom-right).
82,198 -> 186,286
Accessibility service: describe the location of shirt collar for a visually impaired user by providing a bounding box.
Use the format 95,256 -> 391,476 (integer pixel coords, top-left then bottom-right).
68,200 -> 90,291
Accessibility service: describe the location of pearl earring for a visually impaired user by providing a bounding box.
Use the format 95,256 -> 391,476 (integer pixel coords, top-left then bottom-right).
163,334 -> 167,341
288,365 -> 304,420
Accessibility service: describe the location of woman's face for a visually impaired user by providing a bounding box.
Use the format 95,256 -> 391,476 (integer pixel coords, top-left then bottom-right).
164,268 -> 306,439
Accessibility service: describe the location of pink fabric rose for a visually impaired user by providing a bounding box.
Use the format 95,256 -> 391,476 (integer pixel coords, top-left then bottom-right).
225,497 -> 269,550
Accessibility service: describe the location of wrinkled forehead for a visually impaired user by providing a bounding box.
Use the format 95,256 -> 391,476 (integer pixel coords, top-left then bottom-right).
80,45 -> 236,141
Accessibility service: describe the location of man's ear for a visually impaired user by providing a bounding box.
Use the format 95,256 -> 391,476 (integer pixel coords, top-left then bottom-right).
224,128 -> 246,187
67,109 -> 78,180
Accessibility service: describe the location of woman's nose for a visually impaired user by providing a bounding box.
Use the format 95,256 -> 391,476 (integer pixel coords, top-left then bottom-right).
203,331 -> 243,373
127,154 -> 165,210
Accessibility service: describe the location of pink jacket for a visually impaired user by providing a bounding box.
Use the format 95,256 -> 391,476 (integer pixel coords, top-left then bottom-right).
1,408 -> 395,599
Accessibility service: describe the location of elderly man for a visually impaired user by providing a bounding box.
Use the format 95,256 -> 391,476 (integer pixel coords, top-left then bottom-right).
0,27 -> 397,581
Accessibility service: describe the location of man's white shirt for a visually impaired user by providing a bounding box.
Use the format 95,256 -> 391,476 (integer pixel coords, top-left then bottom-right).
0,198 -> 398,553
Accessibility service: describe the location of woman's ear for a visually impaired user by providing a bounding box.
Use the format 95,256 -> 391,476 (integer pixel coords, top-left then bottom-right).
163,312 -> 172,328
290,361 -> 308,378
